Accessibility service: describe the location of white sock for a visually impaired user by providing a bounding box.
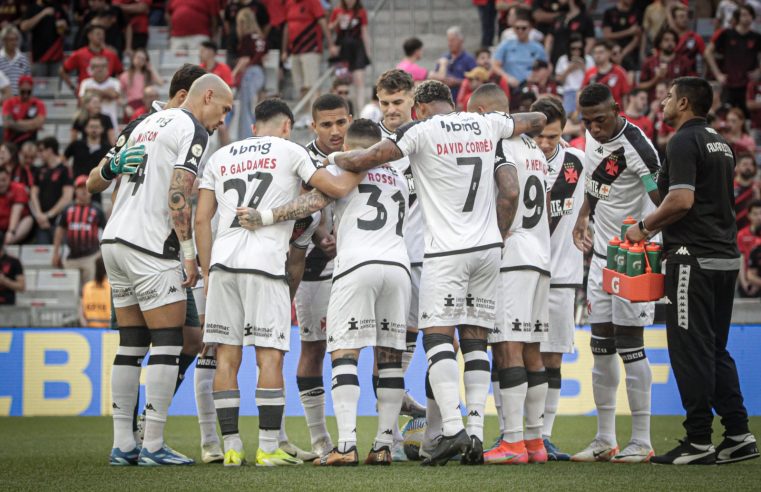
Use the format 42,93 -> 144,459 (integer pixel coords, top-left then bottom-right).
375,363 -> 405,448
492,370 -> 505,436
297,376 -> 330,446
195,356 -> 219,446
111,328 -> 150,452
142,328 -> 183,453
543,367 -> 561,438
214,389 -> 241,452
331,358 -> 359,452
279,405 -> 288,443
424,335 -> 463,437
424,372 -> 443,443
499,367 -> 528,443
620,346 -> 652,446
524,370 -> 548,440
461,339 -> 489,441
402,330 -> 417,373
591,336 -> 619,445
255,387 -> 285,454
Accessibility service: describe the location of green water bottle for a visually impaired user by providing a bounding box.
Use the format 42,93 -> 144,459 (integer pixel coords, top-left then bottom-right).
621,216 -> 637,240
646,243 -> 662,274
626,243 -> 646,276
617,242 -> 630,273
607,236 -> 621,269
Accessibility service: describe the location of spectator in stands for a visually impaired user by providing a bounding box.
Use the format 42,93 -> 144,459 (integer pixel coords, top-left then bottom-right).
329,0 -> 371,110
112,0 -> 151,53
531,0 -> 566,36
0,241 -> 24,305
397,37 -> 428,82
282,0 -> 335,101
262,0 -> 286,53
71,93 -> 115,146
747,74 -> 761,132
30,137 -> 72,244
128,85 -> 159,121
582,40 -> 631,108
17,141 -> 39,187
0,25 -> 30,95
623,88 -> 654,140
500,5 -> 544,44
520,59 -> 558,98
640,0 -> 668,58
331,75 -> 355,115
166,0 -> 218,51
555,33 -> 594,116
430,26 -> 476,103
80,5 -> 128,59
2,75 -> 45,146
0,166 -> 32,245
80,256 -> 111,327
52,175 -> 105,285
79,56 -> 122,130
0,1 -> 22,28
1,142 -> 34,191
706,5 -> 761,112
120,49 -> 164,121
651,80 -> 675,152
638,28 -> 695,102
492,11 -> 546,94
544,0 -> 595,65
233,9 -> 268,140
199,41 -> 233,87
0,71 -> 9,103
61,24 -> 124,95
602,0 -> 642,71
668,2 -> 705,75
724,107 -> 757,154
64,116 -> 111,184
222,0 -> 270,67
716,0 -> 743,29
19,0 -> 68,77
456,66 -> 490,110
473,0 -> 497,48
734,152 -> 761,231
737,199 -> 761,297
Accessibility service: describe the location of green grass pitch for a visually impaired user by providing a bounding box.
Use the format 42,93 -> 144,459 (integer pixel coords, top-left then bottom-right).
1,416 -> 759,491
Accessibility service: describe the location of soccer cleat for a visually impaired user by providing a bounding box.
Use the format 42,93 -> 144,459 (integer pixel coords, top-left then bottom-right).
311,436 -> 334,459
716,434 -> 759,464
650,439 -> 716,465
483,439 -> 528,465
137,444 -> 195,466
109,447 -> 140,466
255,448 -> 303,466
543,438 -> 570,461
421,429 -> 471,466
365,446 -> 393,465
391,439 -> 408,462
571,438 -> 619,462
525,438 -> 548,464
418,437 -> 438,461
400,392 -> 426,418
460,435 -> 484,465
485,434 -> 503,452
611,440 -> 654,463
280,441 -> 318,461
223,448 -> 246,467
201,442 -> 225,464
313,447 -> 359,466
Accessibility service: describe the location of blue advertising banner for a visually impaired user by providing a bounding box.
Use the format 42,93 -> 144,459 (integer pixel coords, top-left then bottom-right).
1,325 -> 760,416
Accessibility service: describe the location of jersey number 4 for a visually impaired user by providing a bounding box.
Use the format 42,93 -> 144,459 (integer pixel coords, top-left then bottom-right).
127,154 -> 149,196
357,184 -> 405,237
224,172 -> 273,227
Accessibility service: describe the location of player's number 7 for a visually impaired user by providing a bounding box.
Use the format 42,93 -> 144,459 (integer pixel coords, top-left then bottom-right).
456,157 -> 482,213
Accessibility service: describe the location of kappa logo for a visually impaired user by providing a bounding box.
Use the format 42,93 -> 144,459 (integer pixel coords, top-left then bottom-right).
168,286 -> 178,294
382,429 -> 394,435
328,336 -> 335,343
112,402 -> 119,409
279,332 -> 286,340
444,294 -> 455,307
596,146 -> 604,155
145,403 -> 155,412
675,246 -> 690,255
468,410 -> 480,417
348,317 -> 358,330
421,312 -> 430,320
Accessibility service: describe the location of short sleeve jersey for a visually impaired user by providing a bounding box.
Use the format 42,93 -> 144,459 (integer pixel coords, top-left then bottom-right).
200,137 -> 317,277
303,140 -> 335,280
496,135 -> 551,275
102,108 -> 209,259
546,145 -> 586,286
291,211 -> 321,249
584,120 -> 660,256
390,111 -> 515,257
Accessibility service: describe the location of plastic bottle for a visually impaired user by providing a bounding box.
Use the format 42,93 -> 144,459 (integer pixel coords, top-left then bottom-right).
607,236 -> 621,269
621,216 -> 637,240
627,243 -> 646,276
617,242 -> 630,273
646,243 -> 662,274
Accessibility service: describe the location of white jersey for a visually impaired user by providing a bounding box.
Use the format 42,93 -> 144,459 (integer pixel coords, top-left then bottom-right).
496,134 -> 551,274
199,136 -> 318,278
327,163 -> 410,280
303,140 -> 335,281
546,145 -> 586,286
584,121 -> 660,257
291,211 -> 321,249
102,108 -> 209,259
381,121 -> 424,265
390,111 -> 515,257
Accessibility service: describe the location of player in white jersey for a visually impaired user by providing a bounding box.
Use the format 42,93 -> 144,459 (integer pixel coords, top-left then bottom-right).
531,97 -> 586,461
99,74 -> 233,466
196,99 -> 365,468
328,80 -> 548,465
571,83 -> 661,463
467,85 -> 552,466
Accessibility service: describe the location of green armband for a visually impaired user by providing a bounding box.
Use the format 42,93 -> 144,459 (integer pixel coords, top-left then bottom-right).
641,173 -> 658,193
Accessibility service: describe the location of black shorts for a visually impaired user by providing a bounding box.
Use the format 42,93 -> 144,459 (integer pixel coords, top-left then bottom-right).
333,37 -> 370,71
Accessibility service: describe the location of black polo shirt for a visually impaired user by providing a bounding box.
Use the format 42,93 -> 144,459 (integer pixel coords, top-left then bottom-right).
36,162 -> 73,213
658,117 -> 740,266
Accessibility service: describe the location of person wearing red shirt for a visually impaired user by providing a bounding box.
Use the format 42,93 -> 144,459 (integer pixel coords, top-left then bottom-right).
283,0 -> 335,99
2,75 -> 45,146
456,66 -> 490,110
329,1 -> 371,109
622,88 -> 654,141
200,40 -> 234,86
0,166 -> 32,245
262,0 -> 286,50
738,200 -> 761,297
232,9 -> 269,140
734,152 -> 761,232
668,2 -> 705,75
112,0 -> 151,52
582,40 -> 630,108
61,24 -> 123,95
167,0 -> 219,51
129,85 -> 159,122
638,28 -> 694,102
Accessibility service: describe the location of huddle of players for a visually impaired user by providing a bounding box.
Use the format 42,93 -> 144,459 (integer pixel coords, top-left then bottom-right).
96,59 -> 660,467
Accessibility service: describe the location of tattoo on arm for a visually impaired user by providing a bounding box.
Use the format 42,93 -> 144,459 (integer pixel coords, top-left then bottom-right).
334,140 -> 403,172
511,111 -> 547,135
495,166 -> 520,240
273,189 -> 335,223
168,168 -> 196,241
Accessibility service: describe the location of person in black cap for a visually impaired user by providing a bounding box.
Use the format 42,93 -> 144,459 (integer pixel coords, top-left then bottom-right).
626,76 -> 759,465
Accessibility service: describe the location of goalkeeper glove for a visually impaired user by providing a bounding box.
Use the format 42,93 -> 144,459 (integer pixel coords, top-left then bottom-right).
100,144 -> 146,181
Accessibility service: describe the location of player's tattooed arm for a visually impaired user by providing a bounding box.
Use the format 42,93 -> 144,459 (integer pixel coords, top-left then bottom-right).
169,168 -> 196,242
495,165 -> 520,240
333,139 -> 403,172
511,111 -> 548,135
236,189 -> 335,231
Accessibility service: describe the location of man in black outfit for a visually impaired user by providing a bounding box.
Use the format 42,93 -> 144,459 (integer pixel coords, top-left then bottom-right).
626,77 -> 759,465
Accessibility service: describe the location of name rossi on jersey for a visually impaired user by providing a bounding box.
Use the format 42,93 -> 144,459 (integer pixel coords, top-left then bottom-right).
436,139 -> 494,155
585,179 -> 611,201
221,158 -> 277,176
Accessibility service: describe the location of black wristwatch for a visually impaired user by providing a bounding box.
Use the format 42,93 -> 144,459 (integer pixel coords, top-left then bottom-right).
638,219 -> 650,235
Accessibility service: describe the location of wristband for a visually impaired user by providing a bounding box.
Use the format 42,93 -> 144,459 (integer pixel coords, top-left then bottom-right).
180,239 -> 196,260
260,209 -> 274,226
100,163 -> 117,181
327,152 -> 338,166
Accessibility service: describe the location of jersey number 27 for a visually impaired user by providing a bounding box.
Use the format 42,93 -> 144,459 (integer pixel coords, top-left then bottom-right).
223,172 -> 273,227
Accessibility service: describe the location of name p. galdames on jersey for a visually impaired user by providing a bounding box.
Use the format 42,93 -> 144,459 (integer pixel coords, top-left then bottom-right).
220,141 -> 279,175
